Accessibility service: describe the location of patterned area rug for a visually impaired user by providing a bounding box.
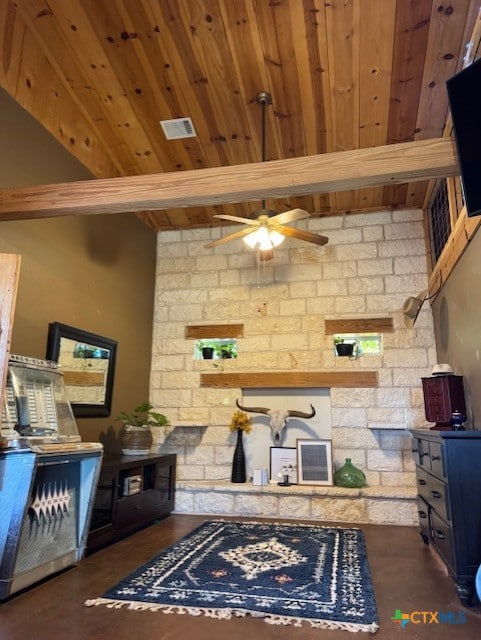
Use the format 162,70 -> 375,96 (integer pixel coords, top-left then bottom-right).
85,520 -> 379,632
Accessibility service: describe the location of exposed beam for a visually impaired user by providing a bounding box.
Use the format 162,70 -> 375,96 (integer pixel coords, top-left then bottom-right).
0,138 -> 458,221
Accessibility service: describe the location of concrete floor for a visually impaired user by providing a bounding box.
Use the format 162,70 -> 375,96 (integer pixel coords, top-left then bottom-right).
0,514 -> 480,639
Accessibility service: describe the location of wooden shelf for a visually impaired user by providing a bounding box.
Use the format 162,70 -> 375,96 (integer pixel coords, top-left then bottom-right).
185,324 -> 244,339
324,317 -> 393,334
200,371 -> 378,388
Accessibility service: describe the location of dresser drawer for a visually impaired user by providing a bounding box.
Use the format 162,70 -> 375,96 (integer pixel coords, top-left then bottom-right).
416,468 -> 450,521
411,437 -> 429,468
425,400 -> 450,423
430,510 -> 454,572
428,440 -> 445,479
416,496 -> 430,537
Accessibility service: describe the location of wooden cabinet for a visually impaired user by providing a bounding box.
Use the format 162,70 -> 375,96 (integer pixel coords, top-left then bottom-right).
88,453 -> 176,549
421,375 -> 466,428
411,429 -> 481,606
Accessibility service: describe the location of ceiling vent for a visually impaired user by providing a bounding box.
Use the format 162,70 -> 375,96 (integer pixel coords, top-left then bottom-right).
160,117 -> 197,140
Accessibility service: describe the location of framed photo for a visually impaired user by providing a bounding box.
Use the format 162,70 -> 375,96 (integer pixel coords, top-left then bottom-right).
296,439 -> 333,485
270,447 -> 297,484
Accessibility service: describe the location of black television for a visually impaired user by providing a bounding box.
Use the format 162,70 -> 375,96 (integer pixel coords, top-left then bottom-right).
446,57 -> 481,217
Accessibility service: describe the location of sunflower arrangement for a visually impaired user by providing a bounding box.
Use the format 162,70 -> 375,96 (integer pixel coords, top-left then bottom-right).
229,410 -> 252,433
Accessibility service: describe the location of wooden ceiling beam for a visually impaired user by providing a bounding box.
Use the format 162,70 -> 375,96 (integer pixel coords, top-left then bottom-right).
0,137 -> 458,221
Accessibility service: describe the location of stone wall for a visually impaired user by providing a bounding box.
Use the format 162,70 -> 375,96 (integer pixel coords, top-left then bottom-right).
150,209 -> 435,525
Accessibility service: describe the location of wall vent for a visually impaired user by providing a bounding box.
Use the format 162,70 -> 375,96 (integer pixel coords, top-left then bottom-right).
160,117 -> 196,140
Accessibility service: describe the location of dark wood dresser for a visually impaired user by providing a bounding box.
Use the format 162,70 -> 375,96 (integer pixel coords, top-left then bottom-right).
87,453 -> 176,549
411,429 -> 481,606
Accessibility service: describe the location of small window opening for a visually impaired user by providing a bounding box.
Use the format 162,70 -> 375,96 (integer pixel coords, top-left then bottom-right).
196,339 -> 237,360
333,334 -> 381,357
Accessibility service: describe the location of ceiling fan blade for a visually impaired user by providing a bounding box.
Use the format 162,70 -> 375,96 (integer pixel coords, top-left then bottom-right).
267,208 -> 310,225
214,214 -> 260,226
205,226 -> 257,248
276,225 -> 329,246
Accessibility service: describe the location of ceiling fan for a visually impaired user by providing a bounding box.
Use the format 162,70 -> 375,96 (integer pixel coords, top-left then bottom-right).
205,91 -> 329,261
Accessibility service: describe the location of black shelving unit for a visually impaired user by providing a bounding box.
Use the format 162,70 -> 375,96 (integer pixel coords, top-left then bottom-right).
87,452 -> 176,549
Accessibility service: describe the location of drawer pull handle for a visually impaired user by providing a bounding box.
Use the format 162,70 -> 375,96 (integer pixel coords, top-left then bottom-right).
431,455 -> 441,461
418,510 -> 428,519
431,490 -> 442,499
434,529 -> 446,540
418,479 -> 427,486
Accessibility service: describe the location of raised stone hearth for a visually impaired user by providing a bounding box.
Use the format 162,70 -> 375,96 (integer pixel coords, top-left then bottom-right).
174,480 -> 418,526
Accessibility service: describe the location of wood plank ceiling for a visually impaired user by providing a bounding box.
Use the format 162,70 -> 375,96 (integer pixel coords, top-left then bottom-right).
1,0 -> 480,232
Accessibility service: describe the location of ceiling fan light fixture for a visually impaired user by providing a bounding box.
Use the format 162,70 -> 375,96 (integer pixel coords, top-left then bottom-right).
243,232 -> 259,249
259,229 -> 273,251
204,91 -> 329,254
268,229 -> 285,247
243,227 -> 285,250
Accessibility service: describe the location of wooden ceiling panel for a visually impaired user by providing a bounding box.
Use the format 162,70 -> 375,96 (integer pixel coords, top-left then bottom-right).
415,1 -> 473,140
1,0 -> 480,230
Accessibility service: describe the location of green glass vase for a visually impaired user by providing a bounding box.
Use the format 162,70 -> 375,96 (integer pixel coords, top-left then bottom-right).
334,458 -> 366,488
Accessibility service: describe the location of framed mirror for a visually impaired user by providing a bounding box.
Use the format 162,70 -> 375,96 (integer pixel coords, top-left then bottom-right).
46,322 -> 117,417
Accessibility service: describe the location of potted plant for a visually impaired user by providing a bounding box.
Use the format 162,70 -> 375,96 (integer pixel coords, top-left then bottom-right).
334,337 -> 355,357
218,342 -> 237,359
199,341 -> 215,359
116,401 -> 169,455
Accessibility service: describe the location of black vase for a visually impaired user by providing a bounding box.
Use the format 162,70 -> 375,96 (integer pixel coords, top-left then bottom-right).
231,428 -> 246,483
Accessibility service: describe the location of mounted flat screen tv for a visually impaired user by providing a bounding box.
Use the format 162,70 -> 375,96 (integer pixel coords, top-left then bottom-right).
446,57 -> 481,217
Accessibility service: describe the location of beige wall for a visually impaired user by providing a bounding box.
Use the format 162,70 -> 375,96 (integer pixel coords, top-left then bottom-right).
431,226 -> 481,426
0,89 -> 156,451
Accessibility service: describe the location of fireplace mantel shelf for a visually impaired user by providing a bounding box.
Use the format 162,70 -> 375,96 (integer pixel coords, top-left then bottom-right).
200,371 -> 378,388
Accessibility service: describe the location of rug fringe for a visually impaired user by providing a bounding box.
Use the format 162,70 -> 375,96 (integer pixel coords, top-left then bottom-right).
84,598 -> 379,633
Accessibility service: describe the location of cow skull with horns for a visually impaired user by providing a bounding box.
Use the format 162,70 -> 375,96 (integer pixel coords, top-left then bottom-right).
235,399 -> 316,443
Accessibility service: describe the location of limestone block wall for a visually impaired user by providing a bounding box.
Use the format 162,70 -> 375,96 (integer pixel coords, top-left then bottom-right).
174,481 -> 417,526
150,208 -> 435,523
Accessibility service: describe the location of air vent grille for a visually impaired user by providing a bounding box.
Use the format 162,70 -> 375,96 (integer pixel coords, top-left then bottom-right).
160,117 -> 196,140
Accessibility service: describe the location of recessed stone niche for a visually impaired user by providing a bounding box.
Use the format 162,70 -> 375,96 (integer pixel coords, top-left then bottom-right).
240,388 -> 331,476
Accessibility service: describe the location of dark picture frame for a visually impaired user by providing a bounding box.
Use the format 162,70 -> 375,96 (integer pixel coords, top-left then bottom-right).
46,322 -> 117,417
